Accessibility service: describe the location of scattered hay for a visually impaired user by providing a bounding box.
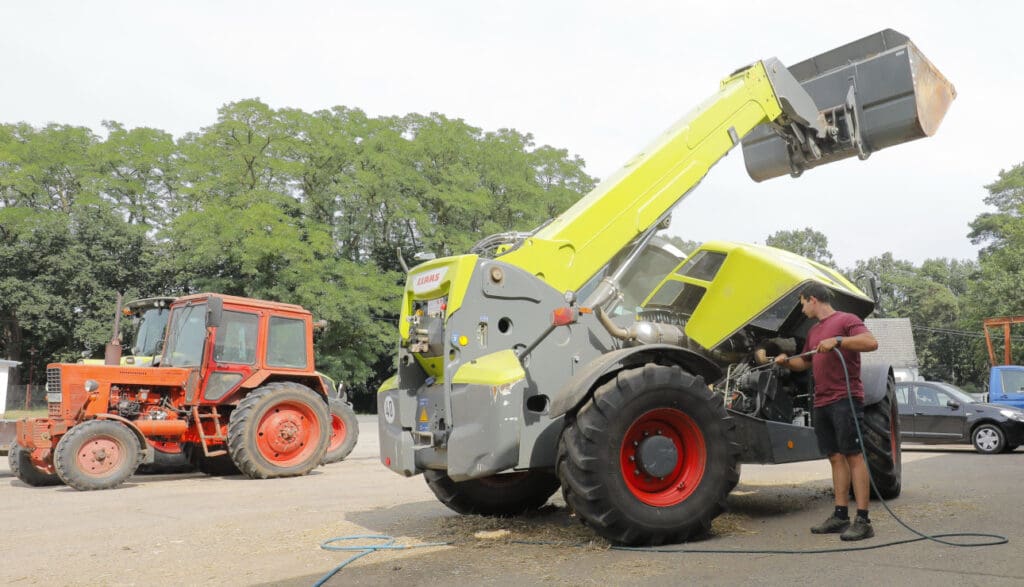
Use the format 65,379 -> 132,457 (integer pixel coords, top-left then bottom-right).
711,512 -> 758,536
473,529 -> 511,540
418,506 -> 610,550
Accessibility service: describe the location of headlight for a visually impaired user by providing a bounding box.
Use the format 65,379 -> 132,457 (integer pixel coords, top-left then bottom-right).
999,409 -> 1024,422
84,379 -> 99,393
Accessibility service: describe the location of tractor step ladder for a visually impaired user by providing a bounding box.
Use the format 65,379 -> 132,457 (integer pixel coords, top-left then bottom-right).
192,406 -> 229,457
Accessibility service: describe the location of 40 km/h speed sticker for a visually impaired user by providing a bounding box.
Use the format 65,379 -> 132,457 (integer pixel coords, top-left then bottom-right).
383,395 -> 396,424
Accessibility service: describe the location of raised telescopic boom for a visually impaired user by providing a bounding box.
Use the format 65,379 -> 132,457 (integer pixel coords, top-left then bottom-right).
496,29 -> 954,296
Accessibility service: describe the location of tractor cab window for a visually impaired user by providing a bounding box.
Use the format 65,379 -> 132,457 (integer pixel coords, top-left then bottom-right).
266,316 -> 308,368
213,311 -> 259,365
163,304 -> 207,367
132,307 -> 170,356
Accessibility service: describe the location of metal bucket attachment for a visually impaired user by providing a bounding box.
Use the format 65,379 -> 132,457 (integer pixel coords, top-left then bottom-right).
742,29 -> 956,182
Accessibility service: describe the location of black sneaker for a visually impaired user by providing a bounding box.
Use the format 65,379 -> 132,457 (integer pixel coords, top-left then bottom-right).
840,517 -> 875,541
810,514 -> 851,534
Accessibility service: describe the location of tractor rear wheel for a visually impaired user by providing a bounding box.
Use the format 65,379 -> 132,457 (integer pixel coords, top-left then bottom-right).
321,398 -> 359,464
8,444 -> 62,487
558,364 -> 740,546
424,469 -> 560,516
227,382 -> 330,479
861,374 -> 902,499
54,420 -> 141,491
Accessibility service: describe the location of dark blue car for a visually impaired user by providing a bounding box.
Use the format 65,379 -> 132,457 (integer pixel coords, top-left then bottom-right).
894,380 -> 1024,454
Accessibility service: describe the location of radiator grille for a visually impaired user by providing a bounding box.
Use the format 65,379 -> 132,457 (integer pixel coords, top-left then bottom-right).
46,367 -> 62,415
46,367 -> 62,394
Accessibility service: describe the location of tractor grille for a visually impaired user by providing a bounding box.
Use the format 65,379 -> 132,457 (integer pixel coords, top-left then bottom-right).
46,367 -> 62,394
46,367 -> 62,415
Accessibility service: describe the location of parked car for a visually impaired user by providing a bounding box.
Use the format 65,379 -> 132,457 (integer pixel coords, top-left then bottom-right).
894,380 -> 1024,454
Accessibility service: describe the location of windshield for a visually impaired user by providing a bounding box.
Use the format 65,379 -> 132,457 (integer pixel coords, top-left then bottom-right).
131,308 -> 171,356
1000,369 -> 1024,394
163,304 -> 207,367
933,382 -> 977,404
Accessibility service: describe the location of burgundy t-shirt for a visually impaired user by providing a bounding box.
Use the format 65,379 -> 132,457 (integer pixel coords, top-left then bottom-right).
803,311 -> 870,407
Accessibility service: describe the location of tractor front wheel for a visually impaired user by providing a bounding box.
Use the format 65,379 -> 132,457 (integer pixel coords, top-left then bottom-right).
321,398 -> 359,464
425,469 -> 560,516
558,364 -> 740,546
227,382 -> 330,479
54,420 -> 141,491
8,444 -> 62,487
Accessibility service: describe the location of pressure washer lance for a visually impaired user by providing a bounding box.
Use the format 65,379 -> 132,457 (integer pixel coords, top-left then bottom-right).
744,348 -> 819,374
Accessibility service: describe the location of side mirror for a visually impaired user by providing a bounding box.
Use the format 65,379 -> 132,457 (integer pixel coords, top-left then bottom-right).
946,400 -> 961,410
206,297 -> 223,328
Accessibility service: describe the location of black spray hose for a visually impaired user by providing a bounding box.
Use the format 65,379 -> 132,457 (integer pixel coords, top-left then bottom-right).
314,351 -> 1009,581
832,348 -> 1007,548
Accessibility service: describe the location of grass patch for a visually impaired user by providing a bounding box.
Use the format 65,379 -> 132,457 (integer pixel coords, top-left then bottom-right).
2,409 -> 47,419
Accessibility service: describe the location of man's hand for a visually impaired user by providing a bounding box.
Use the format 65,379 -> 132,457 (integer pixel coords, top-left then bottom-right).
775,350 -> 812,372
816,337 -> 841,354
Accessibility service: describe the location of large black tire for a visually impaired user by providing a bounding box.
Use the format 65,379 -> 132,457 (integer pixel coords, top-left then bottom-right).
861,374 -> 902,499
971,423 -> 1006,454
558,364 -> 740,546
425,469 -> 560,516
227,382 -> 330,479
54,420 -> 141,491
321,398 -> 359,465
8,443 -> 62,487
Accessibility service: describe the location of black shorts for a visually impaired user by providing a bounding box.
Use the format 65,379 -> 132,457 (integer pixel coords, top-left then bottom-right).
813,399 -> 865,456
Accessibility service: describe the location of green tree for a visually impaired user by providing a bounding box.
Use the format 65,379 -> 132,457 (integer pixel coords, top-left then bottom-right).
765,227 -> 835,266
91,121 -> 180,229
966,163 -> 1024,321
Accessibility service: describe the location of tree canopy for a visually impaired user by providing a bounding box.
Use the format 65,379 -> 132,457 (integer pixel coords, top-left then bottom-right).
0,100 -> 1017,402
0,101 -> 595,405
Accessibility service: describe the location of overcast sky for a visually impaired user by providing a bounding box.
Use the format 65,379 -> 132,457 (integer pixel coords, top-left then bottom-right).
1,1 -> 1016,268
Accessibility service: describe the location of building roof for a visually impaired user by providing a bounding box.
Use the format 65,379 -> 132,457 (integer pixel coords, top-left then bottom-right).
863,318 -> 918,368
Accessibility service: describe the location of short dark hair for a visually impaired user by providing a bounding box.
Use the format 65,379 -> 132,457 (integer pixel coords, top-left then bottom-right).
799,282 -> 833,304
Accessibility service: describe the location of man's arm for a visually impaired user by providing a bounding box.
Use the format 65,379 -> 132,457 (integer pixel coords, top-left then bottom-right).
774,353 -> 811,372
816,330 -> 878,354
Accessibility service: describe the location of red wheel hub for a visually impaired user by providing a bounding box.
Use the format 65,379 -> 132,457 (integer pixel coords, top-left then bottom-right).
76,436 -> 124,477
620,408 -> 706,506
327,413 -> 347,451
256,401 -> 319,466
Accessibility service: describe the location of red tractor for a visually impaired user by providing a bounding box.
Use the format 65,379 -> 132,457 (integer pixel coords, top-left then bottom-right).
9,293 -> 359,490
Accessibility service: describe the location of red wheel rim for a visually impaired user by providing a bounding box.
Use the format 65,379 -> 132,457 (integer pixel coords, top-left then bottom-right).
256,400 -> 320,466
620,408 -> 706,506
327,413 -> 347,452
76,436 -> 125,477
